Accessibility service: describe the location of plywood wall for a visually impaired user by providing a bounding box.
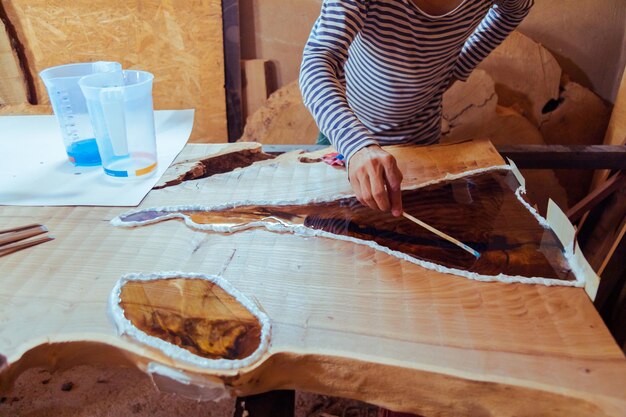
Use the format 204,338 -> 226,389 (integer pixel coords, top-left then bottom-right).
239,0 -> 626,103
0,18 -> 28,104
0,0 -> 227,142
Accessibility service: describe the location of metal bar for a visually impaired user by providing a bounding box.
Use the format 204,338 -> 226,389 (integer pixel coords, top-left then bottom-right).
496,145 -> 626,169
222,0 -> 243,142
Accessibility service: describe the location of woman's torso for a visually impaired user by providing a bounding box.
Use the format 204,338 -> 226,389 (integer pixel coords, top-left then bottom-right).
343,0 -> 494,143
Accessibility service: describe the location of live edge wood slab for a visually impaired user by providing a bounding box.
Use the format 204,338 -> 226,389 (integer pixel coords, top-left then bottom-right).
0,139 -> 625,417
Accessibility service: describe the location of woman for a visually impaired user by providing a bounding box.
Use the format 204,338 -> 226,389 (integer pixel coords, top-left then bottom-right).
300,0 -> 534,217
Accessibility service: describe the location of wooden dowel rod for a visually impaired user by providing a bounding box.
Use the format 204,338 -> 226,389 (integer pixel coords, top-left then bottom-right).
402,212 -> 480,258
0,225 -> 48,247
0,235 -> 54,258
0,223 -> 44,235
566,172 -> 626,223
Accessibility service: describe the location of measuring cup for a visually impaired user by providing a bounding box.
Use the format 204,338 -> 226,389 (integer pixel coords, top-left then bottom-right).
39,61 -> 122,166
79,70 -> 157,178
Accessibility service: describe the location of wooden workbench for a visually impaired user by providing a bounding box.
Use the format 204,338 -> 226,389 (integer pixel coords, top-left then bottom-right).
1,140 -> 625,417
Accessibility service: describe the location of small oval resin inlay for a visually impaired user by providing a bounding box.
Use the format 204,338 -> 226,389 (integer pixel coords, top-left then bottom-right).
119,278 -> 262,360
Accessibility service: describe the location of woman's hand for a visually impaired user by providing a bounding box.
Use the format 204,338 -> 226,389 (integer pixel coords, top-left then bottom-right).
348,145 -> 403,216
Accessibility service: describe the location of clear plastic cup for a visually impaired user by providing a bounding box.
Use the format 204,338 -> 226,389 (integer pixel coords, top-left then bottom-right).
39,61 -> 122,166
79,70 -> 157,178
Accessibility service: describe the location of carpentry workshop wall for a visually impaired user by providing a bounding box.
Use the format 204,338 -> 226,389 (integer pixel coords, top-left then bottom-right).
239,0 -> 626,103
0,0 -> 228,142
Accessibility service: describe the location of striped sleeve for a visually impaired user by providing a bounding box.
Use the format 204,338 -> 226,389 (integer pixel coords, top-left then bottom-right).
299,0 -> 378,164
453,0 -> 534,81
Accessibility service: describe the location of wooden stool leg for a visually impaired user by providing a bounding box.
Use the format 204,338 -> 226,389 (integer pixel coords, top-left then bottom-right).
233,390 -> 295,417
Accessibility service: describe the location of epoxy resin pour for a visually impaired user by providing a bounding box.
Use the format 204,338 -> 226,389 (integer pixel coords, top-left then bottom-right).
111,273 -> 271,369
114,171 -> 579,285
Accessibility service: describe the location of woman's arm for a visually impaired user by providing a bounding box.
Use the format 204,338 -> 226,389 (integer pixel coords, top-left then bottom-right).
300,0 -> 404,216
453,0 -> 534,81
299,0 -> 378,163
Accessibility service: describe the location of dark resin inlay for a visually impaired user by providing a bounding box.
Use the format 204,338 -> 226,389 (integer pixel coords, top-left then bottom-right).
119,171 -> 575,281
119,278 -> 262,360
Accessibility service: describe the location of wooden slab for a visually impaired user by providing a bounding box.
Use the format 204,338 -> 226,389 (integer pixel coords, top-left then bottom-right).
239,81 -> 318,144
0,0 -> 227,141
242,59 -> 271,122
1,140 -> 625,417
477,31 -> 561,126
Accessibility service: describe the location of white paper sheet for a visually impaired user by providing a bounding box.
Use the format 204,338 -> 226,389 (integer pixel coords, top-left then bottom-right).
0,110 -> 194,206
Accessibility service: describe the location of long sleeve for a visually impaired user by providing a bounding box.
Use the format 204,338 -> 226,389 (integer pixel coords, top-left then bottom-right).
299,0 -> 378,163
453,0 -> 534,81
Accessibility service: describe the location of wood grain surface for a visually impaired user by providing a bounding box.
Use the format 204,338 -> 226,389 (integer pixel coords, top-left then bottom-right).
1,140 -> 625,417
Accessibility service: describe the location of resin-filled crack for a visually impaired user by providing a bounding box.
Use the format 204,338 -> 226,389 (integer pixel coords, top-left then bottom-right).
110,272 -> 272,370
113,169 -> 582,286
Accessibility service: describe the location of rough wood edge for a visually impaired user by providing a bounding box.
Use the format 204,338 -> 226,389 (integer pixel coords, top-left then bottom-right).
2,342 -> 624,417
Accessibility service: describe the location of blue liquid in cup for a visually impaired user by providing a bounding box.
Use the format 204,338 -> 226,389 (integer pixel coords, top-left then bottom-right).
66,138 -> 101,166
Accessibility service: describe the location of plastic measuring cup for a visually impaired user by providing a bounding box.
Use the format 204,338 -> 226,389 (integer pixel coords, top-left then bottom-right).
39,61 -> 122,166
79,70 -> 157,178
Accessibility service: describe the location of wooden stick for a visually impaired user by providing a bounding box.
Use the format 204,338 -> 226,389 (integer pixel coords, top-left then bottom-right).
0,225 -> 48,247
597,221 -> 626,276
0,235 -> 54,258
566,172 -> 626,223
0,223 -> 44,235
402,212 -> 481,258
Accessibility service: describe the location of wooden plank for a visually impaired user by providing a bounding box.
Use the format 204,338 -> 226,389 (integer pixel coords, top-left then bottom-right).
593,221 -> 626,348
566,172 -> 626,223
0,0 -> 227,142
597,221 -> 626,276
577,72 -> 626,278
593,69 -> 626,187
0,15 -> 28,104
0,140 -> 624,417
242,59 -> 271,122
497,144 -> 626,169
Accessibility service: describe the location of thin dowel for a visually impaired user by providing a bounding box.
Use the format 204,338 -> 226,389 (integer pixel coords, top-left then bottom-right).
402,212 -> 480,258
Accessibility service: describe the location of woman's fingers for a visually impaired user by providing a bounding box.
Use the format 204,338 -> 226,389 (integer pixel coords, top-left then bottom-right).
369,170 -> 391,212
348,145 -> 404,213
384,163 -> 403,216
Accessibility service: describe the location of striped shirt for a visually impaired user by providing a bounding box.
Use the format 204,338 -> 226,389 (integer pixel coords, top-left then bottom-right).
299,0 -> 533,163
